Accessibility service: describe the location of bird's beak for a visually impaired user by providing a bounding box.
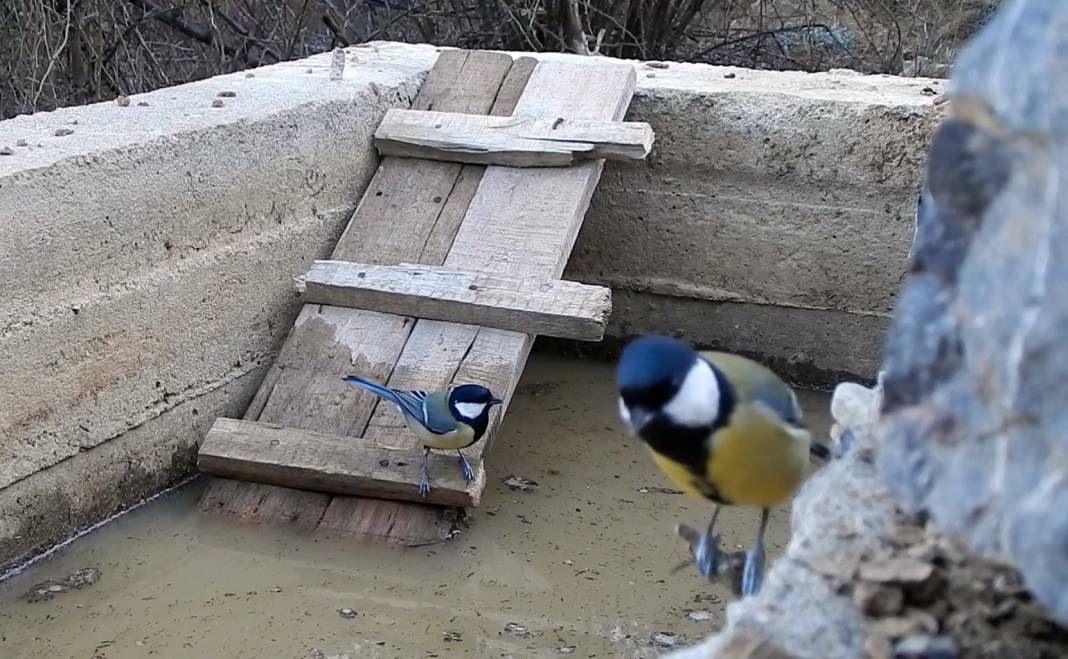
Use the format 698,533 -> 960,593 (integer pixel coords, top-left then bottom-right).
490,396 -> 504,406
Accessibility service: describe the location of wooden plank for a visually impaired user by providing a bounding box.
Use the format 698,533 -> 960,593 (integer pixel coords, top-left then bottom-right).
361,59 -> 637,470
197,478 -> 331,530
198,418 -> 485,507
443,59 -> 638,469
374,108 -> 654,167
199,50 -> 523,530
298,260 -> 612,341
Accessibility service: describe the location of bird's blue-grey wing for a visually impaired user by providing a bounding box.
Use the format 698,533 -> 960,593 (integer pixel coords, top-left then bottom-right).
749,377 -> 804,427
392,389 -> 456,435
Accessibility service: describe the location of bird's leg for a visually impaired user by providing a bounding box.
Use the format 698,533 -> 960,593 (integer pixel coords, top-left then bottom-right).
694,505 -> 721,578
740,507 -> 769,597
456,449 -> 475,482
418,447 -> 432,496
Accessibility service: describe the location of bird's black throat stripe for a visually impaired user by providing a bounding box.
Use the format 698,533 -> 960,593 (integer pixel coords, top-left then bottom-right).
635,364 -> 736,505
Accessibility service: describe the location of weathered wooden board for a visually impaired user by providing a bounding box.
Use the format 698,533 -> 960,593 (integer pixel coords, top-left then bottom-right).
198,418 -> 485,507
298,260 -> 612,341
199,51 -> 640,545
198,50 -> 534,537
362,58 -> 637,469
374,108 -> 653,167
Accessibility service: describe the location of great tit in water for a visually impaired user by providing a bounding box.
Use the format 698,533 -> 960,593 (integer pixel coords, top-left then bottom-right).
615,335 -> 828,596
342,375 -> 503,496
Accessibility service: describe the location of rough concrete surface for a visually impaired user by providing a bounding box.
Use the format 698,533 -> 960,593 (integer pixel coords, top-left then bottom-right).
0,44 -> 433,570
570,70 -> 940,319
1,42 -> 935,570
0,368 -> 263,575
878,0 -> 1068,629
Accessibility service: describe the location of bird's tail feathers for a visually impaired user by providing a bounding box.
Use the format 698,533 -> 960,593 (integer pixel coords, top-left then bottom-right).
342,375 -> 399,404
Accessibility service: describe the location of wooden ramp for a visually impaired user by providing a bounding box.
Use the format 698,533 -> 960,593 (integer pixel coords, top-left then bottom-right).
195,49 -> 649,545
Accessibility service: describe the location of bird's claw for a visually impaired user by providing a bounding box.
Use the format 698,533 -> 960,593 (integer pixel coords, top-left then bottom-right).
739,544 -> 766,597
675,523 -> 727,580
418,470 -> 431,497
458,455 -> 475,482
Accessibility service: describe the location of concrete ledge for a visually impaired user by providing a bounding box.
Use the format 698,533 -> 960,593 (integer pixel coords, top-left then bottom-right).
0,42 -> 938,571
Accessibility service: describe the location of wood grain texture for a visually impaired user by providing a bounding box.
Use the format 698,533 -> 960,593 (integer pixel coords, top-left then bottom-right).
374,108 -> 653,167
198,418 -> 485,507
299,260 -> 611,341
198,50 -> 520,535
198,53 -> 638,544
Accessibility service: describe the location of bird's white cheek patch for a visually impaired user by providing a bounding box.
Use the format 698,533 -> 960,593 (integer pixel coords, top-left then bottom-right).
455,402 -> 487,420
663,360 -> 720,427
617,398 -> 633,429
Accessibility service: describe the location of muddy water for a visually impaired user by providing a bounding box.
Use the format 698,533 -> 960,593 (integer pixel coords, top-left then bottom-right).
0,354 -> 830,659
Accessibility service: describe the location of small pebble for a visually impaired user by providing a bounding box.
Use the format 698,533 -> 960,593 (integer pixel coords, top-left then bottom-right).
503,475 -> 538,492
137,101 -> 150,107
559,646 -> 576,654
443,630 -> 462,642
115,95 -> 130,107
16,139 -> 27,147
0,146 -> 12,156
687,610 -> 713,622
650,631 -> 681,648
646,61 -> 669,69
724,72 -> 737,79
503,622 -> 533,638
211,99 -> 225,108
337,607 -> 357,619
54,128 -> 74,137
217,90 -> 237,97
894,634 -> 958,659
245,72 -> 255,78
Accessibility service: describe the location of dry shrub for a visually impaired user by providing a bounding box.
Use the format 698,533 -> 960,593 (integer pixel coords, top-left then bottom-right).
1,0 -> 999,120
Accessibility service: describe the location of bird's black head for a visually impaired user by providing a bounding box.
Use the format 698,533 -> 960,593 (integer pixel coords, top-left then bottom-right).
616,334 -> 726,441
616,335 -> 698,418
448,384 -> 503,438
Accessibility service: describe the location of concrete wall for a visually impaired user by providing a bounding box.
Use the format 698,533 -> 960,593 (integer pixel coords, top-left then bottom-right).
0,42 -> 939,573
566,60 -> 939,381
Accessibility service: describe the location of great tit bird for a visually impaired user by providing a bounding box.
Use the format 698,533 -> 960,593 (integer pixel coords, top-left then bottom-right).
615,335 -> 827,596
342,375 -> 503,496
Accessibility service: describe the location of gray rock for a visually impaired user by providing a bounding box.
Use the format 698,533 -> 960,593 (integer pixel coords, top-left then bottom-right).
878,0 -> 1068,628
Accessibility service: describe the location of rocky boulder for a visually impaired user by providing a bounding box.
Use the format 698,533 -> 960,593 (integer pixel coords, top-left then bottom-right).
878,0 -> 1068,628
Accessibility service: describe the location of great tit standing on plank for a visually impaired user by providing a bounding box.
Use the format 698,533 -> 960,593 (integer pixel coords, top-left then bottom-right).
342,375 -> 503,496
614,335 -> 829,596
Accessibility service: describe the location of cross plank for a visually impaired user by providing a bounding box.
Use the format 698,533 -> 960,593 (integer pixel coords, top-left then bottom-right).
298,260 -> 612,341
374,108 -> 654,167
199,418 -> 485,507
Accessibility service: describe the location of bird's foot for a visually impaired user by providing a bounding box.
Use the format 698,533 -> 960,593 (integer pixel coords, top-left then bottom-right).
675,523 -> 727,579
458,454 -> 475,482
418,470 -> 431,497
738,543 -> 766,597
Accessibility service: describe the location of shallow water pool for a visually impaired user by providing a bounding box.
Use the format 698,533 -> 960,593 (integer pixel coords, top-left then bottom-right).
0,354 -> 830,658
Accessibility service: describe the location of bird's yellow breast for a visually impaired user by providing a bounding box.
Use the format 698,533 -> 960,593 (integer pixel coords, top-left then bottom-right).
705,405 -> 809,508
647,448 -> 708,500
403,418 -> 476,450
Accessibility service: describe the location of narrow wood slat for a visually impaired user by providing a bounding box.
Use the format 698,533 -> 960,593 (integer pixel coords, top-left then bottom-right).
198,418 -> 485,507
374,108 -> 654,167
298,260 -> 612,341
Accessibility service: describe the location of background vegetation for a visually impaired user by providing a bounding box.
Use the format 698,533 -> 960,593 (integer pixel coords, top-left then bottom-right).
2,0 -> 998,120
